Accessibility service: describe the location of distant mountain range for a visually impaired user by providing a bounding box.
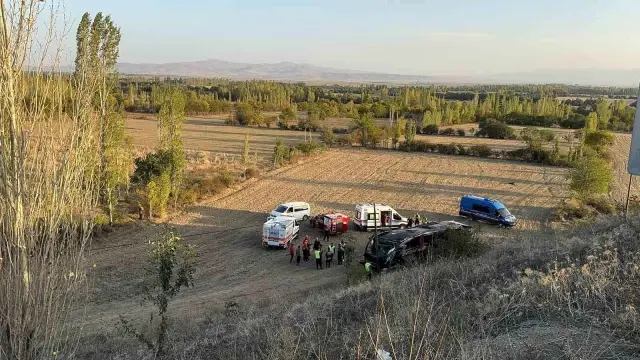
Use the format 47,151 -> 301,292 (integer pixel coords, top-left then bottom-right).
114,59 -> 640,87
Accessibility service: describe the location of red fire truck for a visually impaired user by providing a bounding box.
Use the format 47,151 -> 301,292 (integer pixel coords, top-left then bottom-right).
310,213 -> 350,235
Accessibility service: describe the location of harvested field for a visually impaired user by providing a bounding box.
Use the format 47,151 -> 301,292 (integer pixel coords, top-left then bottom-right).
126,114 -> 319,158
81,149 -> 569,339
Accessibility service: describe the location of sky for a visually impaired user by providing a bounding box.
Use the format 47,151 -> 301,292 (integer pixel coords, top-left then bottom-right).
58,0 -> 640,76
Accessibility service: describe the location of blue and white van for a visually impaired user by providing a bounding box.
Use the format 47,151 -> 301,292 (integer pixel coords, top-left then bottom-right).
459,195 -> 516,227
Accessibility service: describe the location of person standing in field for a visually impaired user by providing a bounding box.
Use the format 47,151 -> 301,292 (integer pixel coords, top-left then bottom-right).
289,243 -> 295,263
365,262 -> 372,280
323,227 -> 330,242
326,244 -> 334,268
315,247 -> 323,270
296,245 -> 301,265
337,241 -> 345,265
303,243 -> 310,262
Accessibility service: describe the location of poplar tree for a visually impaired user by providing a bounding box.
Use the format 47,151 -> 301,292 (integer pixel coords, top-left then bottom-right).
75,12 -> 126,225
585,112 -> 598,132
158,90 -> 186,209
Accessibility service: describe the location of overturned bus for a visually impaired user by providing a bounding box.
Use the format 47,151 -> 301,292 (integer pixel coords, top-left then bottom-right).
362,220 -> 472,272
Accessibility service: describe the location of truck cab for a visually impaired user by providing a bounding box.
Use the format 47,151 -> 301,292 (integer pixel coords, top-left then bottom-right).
459,195 -> 516,227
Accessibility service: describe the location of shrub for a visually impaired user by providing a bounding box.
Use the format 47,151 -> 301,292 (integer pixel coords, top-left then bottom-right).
334,134 -> 350,147
433,228 -> 485,258
435,143 -> 458,155
234,103 -> 261,126
477,119 -> 516,139
439,128 -> 456,136
584,130 -> 615,153
468,145 -> 493,158
320,127 -> 337,148
131,150 -> 172,185
422,124 -> 439,135
570,155 -> 613,196
584,195 -> 616,214
178,188 -> 198,206
244,167 -> 259,180
295,140 -> 324,155
331,128 -> 349,134
555,199 -> 598,221
456,129 -> 466,136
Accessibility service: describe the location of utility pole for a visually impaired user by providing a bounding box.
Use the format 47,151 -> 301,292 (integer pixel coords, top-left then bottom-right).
625,174 -> 633,217
373,202 -> 380,276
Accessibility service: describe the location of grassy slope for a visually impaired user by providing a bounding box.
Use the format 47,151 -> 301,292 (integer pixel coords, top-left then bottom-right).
83,215 -> 640,359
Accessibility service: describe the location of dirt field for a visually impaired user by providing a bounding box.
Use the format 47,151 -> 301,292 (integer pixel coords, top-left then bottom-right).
126,114 -> 319,158
81,149 -> 569,337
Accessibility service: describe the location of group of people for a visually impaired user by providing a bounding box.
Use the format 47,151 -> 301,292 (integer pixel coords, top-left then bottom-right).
380,213 -> 426,228
288,235 -> 346,270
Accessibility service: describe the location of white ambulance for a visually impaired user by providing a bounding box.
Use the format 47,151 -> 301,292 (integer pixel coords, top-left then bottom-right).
262,216 -> 300,248
353,203 -> 408,231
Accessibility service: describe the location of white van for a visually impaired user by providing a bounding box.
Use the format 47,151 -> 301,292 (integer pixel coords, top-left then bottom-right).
268,202 -> 311,223
353,203 -> 408,231
262,216 -> 300,248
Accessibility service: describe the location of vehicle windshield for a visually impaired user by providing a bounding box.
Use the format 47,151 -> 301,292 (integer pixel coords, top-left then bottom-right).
497,208 -> 511,217
275,205 -> 288,213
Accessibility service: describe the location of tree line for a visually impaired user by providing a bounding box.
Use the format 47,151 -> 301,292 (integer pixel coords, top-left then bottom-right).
118,79 -> 637,132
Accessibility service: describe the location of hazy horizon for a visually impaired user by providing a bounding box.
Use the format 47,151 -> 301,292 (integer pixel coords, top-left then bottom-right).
63,0 -> 640,78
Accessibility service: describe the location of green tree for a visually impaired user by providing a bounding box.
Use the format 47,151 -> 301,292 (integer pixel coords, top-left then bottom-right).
273,137 -> 288,167
120,229 -> 196,359
584,130 -> 614,153
391,118 -> 405,149
405,119 -> 417,145
584,112 -> 598,131
103,104 -> 131,225
595,98 -> 611,129
242,133 -> 251,169
75,12 -> 125,226
158,90 -> 186,209
320,127 -> 336,148
570,155 -> 613,196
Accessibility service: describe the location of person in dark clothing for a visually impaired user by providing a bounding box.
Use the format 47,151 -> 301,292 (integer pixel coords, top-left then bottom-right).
408,217 -> 414,228
314,238 -> 321,250
323,228 -> 330,241
414,215 -> 420,226
296,245 -> 301,265
337,241 -> 345,265
138,204 -> 144,220
288,243 -> 295,263
314,248 -> 322,270
326,244 -> 334,268
303,246 -> 310,262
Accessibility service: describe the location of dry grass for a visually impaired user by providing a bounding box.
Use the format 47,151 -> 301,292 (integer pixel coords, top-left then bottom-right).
84,215 -> 640,359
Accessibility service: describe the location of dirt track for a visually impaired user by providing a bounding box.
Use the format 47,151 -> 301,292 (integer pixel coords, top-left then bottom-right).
81,149 -> 569,334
